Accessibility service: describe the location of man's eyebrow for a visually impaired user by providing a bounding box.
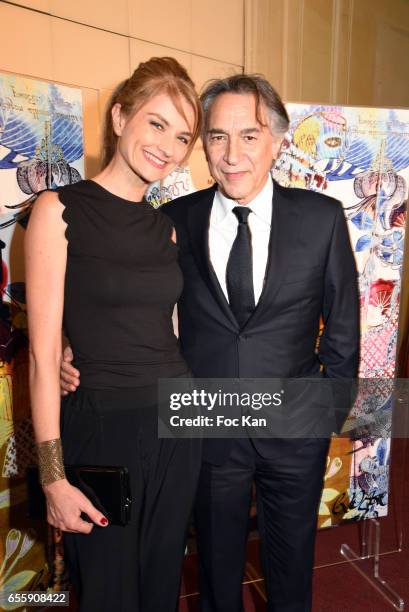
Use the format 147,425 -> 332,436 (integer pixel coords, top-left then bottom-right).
240,127 -> 261,135
147,112 -> 193,137
207,128 -> 228,135
206,127 -> 261,135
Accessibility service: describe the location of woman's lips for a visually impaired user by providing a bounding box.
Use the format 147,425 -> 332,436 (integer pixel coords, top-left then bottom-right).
143,150 -> 167,169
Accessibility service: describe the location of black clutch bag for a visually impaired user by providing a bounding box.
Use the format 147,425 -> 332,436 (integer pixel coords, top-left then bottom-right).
26,465 -> 132,526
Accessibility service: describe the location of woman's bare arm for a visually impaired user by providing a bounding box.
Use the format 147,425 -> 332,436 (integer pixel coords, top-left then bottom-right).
25,191 -> 67,441
25,191 -> 106,532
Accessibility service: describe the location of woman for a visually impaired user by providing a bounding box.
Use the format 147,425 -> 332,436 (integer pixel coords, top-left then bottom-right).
25,57 -> 202,611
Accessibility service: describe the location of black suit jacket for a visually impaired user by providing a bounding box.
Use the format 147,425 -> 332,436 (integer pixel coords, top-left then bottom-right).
163,180 -> 360,464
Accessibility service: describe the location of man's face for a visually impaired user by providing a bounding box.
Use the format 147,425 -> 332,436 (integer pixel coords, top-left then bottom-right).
204,92 -> 283,204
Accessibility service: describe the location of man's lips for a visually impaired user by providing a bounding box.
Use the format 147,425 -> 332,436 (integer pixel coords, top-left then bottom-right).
222,171 -> 248,180
143,150 -> 167,169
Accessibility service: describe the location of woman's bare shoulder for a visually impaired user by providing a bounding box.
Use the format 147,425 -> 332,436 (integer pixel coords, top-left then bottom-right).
34,190 -> 64,208
26,191 -> 68,240
30,190 -> 66,221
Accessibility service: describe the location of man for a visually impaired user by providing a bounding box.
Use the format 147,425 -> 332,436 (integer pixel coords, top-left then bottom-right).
61,75 -> 359,611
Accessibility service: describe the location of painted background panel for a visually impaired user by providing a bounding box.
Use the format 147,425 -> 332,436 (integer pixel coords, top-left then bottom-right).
273,104 -> 409,525
0,73 -> 84,603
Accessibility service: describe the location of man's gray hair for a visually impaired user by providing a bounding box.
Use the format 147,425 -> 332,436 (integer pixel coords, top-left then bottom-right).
200,74 -> 290,136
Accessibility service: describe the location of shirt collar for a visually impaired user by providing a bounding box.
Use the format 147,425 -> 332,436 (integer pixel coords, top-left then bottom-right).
212,176 -> 273,226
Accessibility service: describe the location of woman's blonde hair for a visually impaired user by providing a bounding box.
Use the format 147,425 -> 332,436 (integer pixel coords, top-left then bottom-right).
102,57 -> 202,169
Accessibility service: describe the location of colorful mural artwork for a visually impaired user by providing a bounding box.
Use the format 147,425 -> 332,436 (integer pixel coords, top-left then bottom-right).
274,104 -> 409,525
146,165 -> 196,208
0,73 -> 83,607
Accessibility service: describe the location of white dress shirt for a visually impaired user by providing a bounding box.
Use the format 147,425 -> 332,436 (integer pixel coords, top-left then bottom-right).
209,177 -> 273,305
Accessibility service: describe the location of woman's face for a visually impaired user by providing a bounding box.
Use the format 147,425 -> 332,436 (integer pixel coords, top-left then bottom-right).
112,92 -> 195,184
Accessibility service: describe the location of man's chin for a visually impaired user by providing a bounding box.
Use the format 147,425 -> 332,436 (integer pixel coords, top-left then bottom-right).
219,185 -> 248,201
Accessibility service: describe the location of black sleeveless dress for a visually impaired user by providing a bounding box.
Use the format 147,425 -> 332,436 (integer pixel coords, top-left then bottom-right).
60,179 -> 188,386
56,180 -> 201,612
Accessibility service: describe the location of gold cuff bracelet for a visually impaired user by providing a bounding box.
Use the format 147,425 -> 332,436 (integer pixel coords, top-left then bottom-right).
37,438 -> 66,486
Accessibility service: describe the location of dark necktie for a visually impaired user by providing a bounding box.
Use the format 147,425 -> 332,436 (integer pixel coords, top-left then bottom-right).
226,206 -> 255,328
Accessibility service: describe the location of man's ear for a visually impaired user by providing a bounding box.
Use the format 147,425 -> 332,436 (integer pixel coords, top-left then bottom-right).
112,103 -> 125,137
272,137 -> 283,161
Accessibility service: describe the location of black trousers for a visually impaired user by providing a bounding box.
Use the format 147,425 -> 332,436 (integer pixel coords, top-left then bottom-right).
194,437 -> 330,612
61,387 -> 202,612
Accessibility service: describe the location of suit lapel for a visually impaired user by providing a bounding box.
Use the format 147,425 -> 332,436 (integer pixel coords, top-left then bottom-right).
244,180 -> 301,328
186,181 -> 301,330
187,187 -> 239,328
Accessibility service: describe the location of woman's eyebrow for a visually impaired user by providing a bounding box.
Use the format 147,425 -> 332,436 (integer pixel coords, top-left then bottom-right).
148,112 -> 193,136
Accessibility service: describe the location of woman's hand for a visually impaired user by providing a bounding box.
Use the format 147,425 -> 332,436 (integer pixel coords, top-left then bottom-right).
44,479 -> 108,533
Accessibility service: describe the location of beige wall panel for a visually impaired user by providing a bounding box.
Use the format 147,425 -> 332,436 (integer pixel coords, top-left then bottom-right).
373,23 -> 409,108
281,0 -> 303,102
6,0 -> 50,11
348,0 -> 377,106
191,56 -> 241,93
128,0 -> 190,53
81,88 -> 101,178
98,88 -> 115,124
129,39 -> 192,74
191,0 -> 244,65
301,0 -> 333,103
348,0 -> 409,107
188,146 -> 213,191
50,0 -> 129,35
331,0 -> 353,105
0,4 -> 53,80
51,18 -> 129,90
97,88 -> 115,167
262,1 -> 284,90
244,0 -> 284,89
376,0 -> 409,25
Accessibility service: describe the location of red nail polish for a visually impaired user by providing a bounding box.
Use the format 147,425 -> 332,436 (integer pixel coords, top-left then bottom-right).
100,517 -> 108,526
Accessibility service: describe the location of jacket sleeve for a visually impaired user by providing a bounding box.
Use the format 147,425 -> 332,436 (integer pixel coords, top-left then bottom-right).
318,202 -> 360,379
